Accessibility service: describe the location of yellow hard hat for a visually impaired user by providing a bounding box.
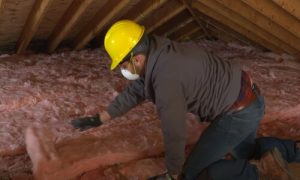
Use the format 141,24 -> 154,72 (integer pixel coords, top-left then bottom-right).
104,20 -> 145,70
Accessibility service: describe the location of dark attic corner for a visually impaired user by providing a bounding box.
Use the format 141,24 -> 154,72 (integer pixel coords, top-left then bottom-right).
0,0 -> 300,179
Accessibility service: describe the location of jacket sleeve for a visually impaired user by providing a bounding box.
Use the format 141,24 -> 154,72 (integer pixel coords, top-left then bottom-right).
107,78 -> 146,118
154,75 -> 187,174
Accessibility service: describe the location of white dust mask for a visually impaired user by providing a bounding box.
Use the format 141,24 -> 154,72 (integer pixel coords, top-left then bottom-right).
120,68 -> 140,80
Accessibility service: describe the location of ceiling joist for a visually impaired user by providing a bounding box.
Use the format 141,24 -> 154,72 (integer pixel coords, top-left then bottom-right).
192,1 -> 283,53
73,0 -> 131,50
241,0 -> 300,39
16,0 -> 52,54
272,0 -> 300,21
202,0 -> 300,56
47,0 -> 94,53
176,27 -> 201,41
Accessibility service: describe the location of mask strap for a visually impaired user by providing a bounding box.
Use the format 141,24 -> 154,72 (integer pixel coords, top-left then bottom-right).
130,52 -> 138,74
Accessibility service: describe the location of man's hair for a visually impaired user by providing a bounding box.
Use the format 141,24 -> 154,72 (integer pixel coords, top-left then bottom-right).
122,33 -> 150,62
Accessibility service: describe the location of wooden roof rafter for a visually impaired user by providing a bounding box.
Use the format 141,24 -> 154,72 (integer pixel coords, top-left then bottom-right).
194,10 -> 265,49
16,0 -> 53,54
152,10 -> 191,36
176,26 -> 201,41
181,0 -> 212,39
192,1 -> 284,53
272,0 -> 300,21
47,0 -> 94,53
164,17 -> 194,37
145,1 -> 186,33
241,0 -> 300,39
198,0 -> 300,56
168,20 -> 198,39
0,0 -> 4,13
73,0 -> 131,50
133,0 -> 168,23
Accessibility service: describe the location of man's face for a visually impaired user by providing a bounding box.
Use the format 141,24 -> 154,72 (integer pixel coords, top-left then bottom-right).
119,54 -> 146,76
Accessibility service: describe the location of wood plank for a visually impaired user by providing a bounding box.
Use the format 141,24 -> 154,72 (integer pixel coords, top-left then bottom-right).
16,0 -> 52,54
272,0 -> 300,21
181,0 -> 212,39
192,1 -> 284,54
177,27 -> 201,41
241,0 -> 300,39
200,0 -> 300,56
152,10 -> 191,36
134,0 -> 168,22
168,20 -> 198,39
146,1 -> 185,33
47,0 -> 93,53
73,0 -> 131,50
164,17 -> 194,37
194,10 -> 266,49
188,29 -> 205,40
0,0 -> 4,13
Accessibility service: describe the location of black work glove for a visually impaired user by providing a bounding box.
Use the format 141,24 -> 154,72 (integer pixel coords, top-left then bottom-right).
70,113 -> 102,131
148,172 -> 177,180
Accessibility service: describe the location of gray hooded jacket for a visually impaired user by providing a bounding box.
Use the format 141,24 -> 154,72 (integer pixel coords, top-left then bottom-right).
107,36 -> 241,174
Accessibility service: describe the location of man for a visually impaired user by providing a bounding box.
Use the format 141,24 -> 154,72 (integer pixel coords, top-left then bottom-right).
71,20 -> 298,179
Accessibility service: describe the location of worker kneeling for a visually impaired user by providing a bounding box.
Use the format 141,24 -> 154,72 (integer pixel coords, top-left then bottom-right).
71,20 -> 299,180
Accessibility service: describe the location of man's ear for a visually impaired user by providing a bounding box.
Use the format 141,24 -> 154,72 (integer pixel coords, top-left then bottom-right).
133,54 -> 145,66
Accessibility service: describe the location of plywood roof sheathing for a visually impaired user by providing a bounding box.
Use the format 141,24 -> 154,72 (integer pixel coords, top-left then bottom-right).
273,0 -> 300,21
47,0 -> 94,53
215,0 -> 300,56
192,1 -> 284,54
73,0 -> 131,50
16,0 -> 52,54
242,0 -> 300,39
146,1 -> 185,33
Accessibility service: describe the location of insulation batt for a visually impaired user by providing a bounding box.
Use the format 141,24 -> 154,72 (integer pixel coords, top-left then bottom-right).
0,40 -> 299,179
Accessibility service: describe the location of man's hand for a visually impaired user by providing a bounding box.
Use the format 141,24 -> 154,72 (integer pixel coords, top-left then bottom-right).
148,172 -> 178,180
70,114 -> 102,131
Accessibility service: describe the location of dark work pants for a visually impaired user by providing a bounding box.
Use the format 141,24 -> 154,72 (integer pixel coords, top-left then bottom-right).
181,92 -> 298,180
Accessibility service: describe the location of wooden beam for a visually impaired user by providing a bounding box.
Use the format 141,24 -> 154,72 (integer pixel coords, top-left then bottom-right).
181,0 -> 212,39
194,10 -> 265,49
272,0 -> 300,21
198,0 -> 300,56
177,27 -> 201,41
146,2 -> 185,33
16,0 -> 52,54
168,20 -> 198,39
47,0 -> 93,53
192,1 -> 284,53
0,0 -> 4,13
73,0 -> 130,50
152,10 -> 191,36
134,0 -> 168,22
164,17 -> 194,37
188,29 -> 205,40
241,0 -> 300,39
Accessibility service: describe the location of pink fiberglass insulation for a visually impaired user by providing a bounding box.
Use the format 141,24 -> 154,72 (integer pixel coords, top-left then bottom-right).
0,39 -> 299,179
